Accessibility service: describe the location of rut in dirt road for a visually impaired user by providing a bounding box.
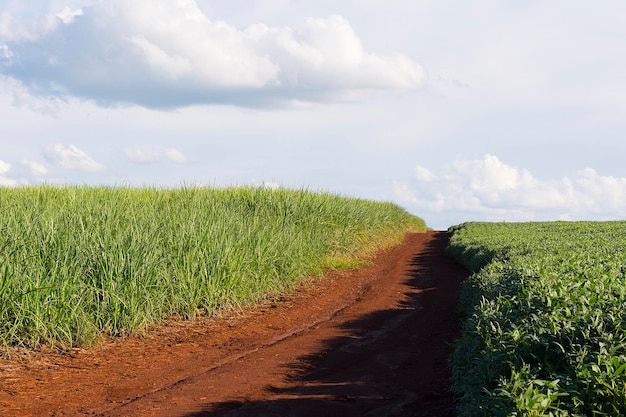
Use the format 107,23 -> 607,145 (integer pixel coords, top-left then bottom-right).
111,231 -> 468,417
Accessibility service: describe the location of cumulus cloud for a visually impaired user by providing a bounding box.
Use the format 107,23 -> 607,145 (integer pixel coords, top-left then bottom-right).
0,1 -> 426,108
44,144 -> 105,172
395,154 -> 626,224
20,159 -> 48,176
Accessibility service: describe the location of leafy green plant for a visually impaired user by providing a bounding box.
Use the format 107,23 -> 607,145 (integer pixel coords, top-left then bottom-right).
449,221 -> 626,416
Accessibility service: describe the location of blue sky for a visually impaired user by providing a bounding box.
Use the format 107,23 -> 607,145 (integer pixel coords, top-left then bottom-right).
1,0 -> 626,229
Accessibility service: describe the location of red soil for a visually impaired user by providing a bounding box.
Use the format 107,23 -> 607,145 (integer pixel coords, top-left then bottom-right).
0,231 -> 468,416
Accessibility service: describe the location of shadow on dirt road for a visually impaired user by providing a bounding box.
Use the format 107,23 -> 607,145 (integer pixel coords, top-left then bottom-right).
184,232 -> 468,417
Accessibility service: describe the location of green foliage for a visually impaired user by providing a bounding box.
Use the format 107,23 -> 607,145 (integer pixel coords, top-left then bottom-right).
0,185 -> 426,349
448,221 -> 626,416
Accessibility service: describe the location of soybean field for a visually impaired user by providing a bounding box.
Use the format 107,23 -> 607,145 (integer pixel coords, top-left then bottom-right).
448,221 -> 626,416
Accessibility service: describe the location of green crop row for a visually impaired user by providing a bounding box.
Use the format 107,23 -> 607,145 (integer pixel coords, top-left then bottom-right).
447,221 -> 626,416
0,185 -> 426,350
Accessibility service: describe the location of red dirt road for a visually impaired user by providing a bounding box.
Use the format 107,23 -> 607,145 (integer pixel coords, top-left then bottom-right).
0,231 -> 468,416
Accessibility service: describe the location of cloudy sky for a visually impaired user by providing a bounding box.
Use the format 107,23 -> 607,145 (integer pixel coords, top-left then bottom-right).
1,0 -> 625,229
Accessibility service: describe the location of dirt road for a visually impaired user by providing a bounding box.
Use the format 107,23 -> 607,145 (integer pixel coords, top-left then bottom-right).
0,231 -> 467,416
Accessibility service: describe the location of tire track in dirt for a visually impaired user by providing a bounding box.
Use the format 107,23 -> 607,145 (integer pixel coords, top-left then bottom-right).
96,300 -> 356,413
0,231 -> 468,417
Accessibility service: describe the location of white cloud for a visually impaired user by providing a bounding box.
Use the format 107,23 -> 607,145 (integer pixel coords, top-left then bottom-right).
0,1 -> 426,108
44,144 -> 105,172
446,154 -> 540,205
414,165 -> 436,182
0,160 -> 16,186
0,5 -> 79,43
0,11 -> 27,42
0,160 -> 10,175
0,44 -> 12,59
55,7 -> 83,25
575,168 -> 626,212
395,155 -> 626,225
20,160 -> 48,176
0,74 -> 63,115
164,148 -> 189,164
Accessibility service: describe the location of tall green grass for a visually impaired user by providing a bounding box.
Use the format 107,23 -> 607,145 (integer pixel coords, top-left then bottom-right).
0,185 -> 425,349
448,221 -> 626,416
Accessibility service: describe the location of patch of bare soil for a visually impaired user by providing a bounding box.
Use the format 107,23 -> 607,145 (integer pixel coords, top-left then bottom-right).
0,231 -> 468,417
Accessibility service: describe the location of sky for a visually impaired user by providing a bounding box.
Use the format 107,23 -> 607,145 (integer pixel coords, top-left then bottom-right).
1,0 -> 626,229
